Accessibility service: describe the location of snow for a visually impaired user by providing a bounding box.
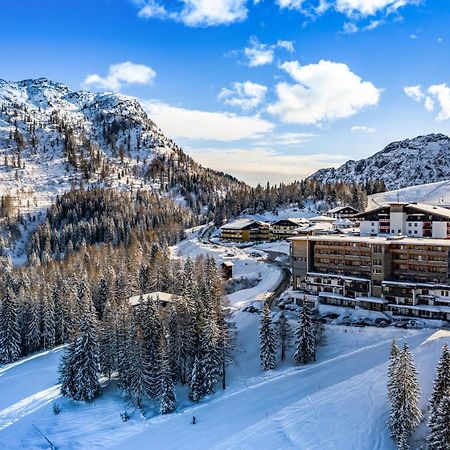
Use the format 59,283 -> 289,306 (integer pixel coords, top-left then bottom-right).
1,321 -> 448,449
1,228 -> 449,449
369,179 -> 450,210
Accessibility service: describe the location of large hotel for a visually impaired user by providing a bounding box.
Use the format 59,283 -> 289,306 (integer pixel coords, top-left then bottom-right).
291,202 -> 450,321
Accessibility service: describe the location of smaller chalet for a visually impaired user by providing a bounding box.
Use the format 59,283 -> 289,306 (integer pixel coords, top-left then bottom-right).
270,217 -> 309,239
327,205 -> 360,219
129,291 -> 174,308
220,219 -> 270,242
221,261 -> 234,280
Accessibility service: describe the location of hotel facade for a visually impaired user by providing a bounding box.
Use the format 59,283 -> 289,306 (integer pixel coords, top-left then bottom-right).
291,235 -> 450,321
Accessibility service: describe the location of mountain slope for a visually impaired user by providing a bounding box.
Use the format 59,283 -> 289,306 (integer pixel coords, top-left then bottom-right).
0,78 -> 242,216
309,133 -> 450,190
368,179 -> 450,209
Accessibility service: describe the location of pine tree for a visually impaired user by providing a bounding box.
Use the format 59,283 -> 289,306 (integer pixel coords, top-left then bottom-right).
293,301 -> 316,365
159,337 -> 176,414
387,339 -> 401,404
276,311 -> 292,362
0,288 -> 21,363
259,304 -> 277,371
429,343 -> 450,430
388,343 -> 422,448
428,394 -> 450,449
60,298 -> 100,401
25,295 -> 41,354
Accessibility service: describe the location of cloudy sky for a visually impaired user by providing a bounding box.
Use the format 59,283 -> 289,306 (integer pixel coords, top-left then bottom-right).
2,0 -> 450,185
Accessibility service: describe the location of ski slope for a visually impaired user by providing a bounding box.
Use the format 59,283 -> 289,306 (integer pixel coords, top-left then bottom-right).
0,322 -> 448,449
368,180 -> 450,209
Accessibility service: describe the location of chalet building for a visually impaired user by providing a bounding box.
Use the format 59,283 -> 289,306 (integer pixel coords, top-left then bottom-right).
270,218 -> 308,239
327,205 -> 360,219
291,235 -> 450,321
221,261 -> 234,280
357,202 -> 450,238
220,219 -> 270,242
129,292 -> 174,307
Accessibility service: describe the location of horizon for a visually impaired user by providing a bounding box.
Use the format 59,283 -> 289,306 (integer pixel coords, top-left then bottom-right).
2,0 -> 450,185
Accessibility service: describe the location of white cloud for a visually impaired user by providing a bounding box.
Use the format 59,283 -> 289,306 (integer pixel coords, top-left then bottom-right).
83,61 -> 156,91
186,146 -> 348,185
276,40 -> 296,52
410,33 -> 418,39
404,83 -> 450,121
141,100 -> 274,141
244,38 -> 274,67
252,132 -> 319,146
218,81 -> 268,110
334,0 -> 419,17
428,84 -> 450,121
134,0 -> 249,26
351,125 -> 375,133
267,60 -> 381,125
404,84 -> 424,102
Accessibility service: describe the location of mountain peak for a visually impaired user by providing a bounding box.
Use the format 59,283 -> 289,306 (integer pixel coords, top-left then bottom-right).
309,133 -> 450,190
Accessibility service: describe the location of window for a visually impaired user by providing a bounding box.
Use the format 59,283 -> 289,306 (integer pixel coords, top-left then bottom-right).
414,230 -> 417,235
414,223 -> 418,227
398,229 -> 401,233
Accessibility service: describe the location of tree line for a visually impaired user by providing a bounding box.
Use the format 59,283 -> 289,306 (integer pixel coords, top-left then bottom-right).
387,340 -> 450,449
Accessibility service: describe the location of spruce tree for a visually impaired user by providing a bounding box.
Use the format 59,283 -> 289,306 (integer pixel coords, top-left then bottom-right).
276,311 -> 292,362
0,288 -> 21,363
60,298 -> 101,401
259,304 -> 277,371
428,394 -> 450,450
429,343 -> 450,430
388,343 -> 422,448
159,338 -> 176,414
293,301 -> 316,365
387,339 -> 401,404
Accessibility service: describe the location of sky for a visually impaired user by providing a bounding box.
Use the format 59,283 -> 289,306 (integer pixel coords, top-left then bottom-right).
2,0 -> 450,185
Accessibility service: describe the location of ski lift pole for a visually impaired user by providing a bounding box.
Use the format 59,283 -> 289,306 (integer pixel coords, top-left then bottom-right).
32,424 -> 55,449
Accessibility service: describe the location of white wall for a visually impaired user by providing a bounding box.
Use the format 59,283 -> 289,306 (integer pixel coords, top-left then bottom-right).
432,222 -> 447,238
360,221 -> 379,236
390,212 -> 405,235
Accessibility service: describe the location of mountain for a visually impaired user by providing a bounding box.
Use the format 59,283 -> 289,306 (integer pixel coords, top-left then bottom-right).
309,133 -> 450,190
0,78 -> 242,217
367,179 -> 450,209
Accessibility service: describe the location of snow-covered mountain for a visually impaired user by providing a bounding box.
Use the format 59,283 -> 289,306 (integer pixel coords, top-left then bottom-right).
309,133 -> 450,190
368,179 -> 450,209
0,78 -> 234,215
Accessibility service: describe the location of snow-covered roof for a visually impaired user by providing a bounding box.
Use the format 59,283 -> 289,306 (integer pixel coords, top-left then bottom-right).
355,296 -> 389,305
272,217 -> 309,226
221,219 -> 265,230
391,303 -> 450,313
334,218 -> 354,226
222,261 -> 234,267
309,215 -> 337,223
129,292 -> 174,306
296,222 -> 333,233
291,234 -> 450,246
327,205 -> 358,214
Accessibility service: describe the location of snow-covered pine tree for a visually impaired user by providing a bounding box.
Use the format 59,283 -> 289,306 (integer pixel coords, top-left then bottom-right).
429,343 -> 450,430
259,303 -> 277,371
188,353 -> 204,402
0,288 -> 21,363
293,301 -> 316,365
125,323 -> 153,407
25,294 -> 41,354
159,337 -> 176,414
276,311 -> 292,362
427,394 -> 450,449
59,296 -> 101,401
387,339 -> 401,404
388,343 -> 422,448
40,290 -> 56,349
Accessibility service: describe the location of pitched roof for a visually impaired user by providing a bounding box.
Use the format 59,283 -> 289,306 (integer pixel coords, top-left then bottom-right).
221,219 -> 264,230
327,205 -> 359,214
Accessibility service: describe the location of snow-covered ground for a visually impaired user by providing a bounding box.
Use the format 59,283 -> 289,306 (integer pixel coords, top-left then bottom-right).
368,179 -> 450,209
1,228 -> 449,449
173,227 -> 283,309
1,318 -> 448,449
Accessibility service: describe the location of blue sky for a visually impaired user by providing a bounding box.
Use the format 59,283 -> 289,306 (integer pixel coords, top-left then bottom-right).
2,0 -> 450,185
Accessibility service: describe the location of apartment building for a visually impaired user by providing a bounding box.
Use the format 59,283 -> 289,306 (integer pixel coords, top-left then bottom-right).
358,202 -> 450,238
327,205 -> 360,219
270,218 -> 309,239
220,219 -> 270,242
291,235 -> 450,321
